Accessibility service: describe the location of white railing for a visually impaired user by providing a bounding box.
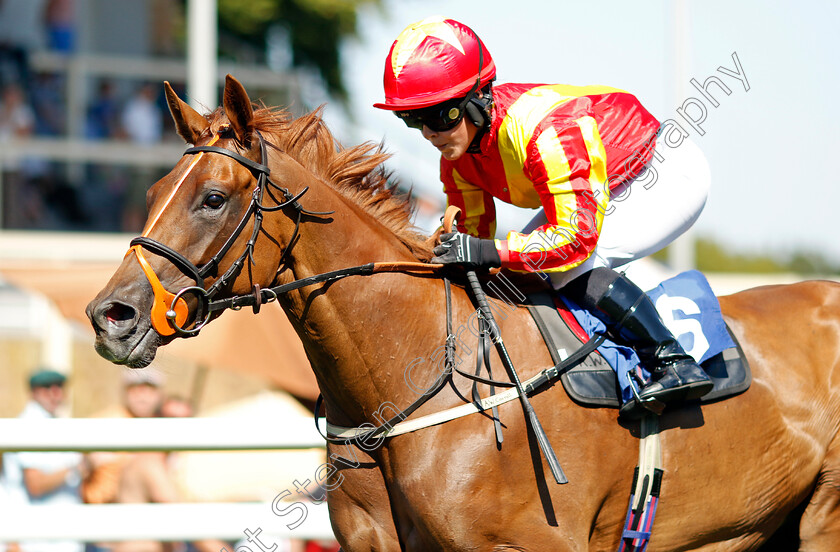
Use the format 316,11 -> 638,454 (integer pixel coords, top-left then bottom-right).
0,138 -> 183,168
0,417 -> 324,452
0,417 -> 336,542
30,51 -> 301,92
0,502 -> 334,542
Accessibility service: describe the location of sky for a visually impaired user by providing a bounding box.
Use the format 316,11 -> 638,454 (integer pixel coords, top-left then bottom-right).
320,0 -> 840,263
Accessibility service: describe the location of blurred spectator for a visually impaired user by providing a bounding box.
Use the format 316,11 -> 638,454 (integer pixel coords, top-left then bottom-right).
30,71 -> 66,136
0,0 -> 47,93
120,82 -> 163,232
0,83 -> 35,140
0,368 -> 86,552
1,82 -> 85,231
121,368 -> 166,418
82,368 -> 166,506
82,79 -> 127,232
0,82 -> 49,228
121,83 -> 162,145
45,0 -> 75,54
86,80 -> 122,140
158,395 -> 193,418
112,392 -> 228,552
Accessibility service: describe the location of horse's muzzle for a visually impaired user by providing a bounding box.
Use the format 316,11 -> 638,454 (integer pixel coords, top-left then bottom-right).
86,278 -> 162,367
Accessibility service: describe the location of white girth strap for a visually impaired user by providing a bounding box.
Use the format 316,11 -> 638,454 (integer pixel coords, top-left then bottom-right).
324,371 -> 542,440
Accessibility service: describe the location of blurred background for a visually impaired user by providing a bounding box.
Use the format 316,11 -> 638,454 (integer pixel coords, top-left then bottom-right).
0,0 -> 837,549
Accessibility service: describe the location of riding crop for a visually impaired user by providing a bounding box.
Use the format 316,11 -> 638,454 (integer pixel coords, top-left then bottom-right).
440,206 -> 566,484
464,269 -> 568,484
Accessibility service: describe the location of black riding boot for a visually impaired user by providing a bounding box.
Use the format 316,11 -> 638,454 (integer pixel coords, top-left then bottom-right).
564,268 -> 713,419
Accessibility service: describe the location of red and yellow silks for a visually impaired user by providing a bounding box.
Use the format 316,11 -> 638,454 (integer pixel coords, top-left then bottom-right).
442,83 -> 660,273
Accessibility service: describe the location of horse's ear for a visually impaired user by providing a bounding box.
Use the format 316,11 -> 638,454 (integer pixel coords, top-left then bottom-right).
164,81 -> 209,144
223,75 -> 255,147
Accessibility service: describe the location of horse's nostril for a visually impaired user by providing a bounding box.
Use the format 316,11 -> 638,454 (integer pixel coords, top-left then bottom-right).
90,300 -> 138,338
104,302 -> 136,324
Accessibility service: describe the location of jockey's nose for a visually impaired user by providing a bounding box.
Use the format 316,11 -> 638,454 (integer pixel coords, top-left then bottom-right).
421,125 -> 438,140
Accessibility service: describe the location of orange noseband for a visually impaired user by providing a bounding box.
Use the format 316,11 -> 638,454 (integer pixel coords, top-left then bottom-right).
130,244 -> 189,336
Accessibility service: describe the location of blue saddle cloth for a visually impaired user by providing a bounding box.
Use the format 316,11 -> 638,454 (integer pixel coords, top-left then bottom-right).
527,270 -> 750,407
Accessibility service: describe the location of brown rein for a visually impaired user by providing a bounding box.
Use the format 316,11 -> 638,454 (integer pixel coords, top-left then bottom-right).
207,261 -> 445,315
205,202 -> 463,316
204,204 -> 464,316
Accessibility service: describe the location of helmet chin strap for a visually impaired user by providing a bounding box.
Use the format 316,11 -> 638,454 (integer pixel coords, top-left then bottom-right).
466,86 -> 494,154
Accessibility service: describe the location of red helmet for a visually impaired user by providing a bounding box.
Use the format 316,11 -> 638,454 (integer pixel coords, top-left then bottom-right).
373,16 -> 496,111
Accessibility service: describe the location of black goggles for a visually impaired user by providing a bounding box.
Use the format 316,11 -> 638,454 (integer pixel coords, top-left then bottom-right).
395,95 -> 471,132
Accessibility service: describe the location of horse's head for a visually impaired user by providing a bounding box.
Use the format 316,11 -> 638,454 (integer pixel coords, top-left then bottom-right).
86,76 -> 304,366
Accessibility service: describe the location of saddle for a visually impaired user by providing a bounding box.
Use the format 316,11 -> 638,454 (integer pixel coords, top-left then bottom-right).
525,271 -> 751,408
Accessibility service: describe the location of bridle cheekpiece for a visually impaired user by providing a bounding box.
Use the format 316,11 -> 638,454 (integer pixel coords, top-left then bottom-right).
127,129 -> 329,337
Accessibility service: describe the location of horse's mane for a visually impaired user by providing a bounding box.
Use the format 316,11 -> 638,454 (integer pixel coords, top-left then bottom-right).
208,104 -> 434,261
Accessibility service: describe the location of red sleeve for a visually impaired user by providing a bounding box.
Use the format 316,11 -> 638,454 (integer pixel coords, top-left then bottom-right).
499,114 -> 609,273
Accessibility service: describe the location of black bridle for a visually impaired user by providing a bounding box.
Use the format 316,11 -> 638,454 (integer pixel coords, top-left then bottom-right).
129,129 -> 331,336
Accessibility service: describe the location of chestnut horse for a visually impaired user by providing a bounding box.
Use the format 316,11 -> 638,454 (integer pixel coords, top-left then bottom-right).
87,76 -> 840,551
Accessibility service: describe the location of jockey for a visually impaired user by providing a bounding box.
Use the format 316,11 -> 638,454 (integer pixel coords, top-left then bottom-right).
374,15 -> 714,419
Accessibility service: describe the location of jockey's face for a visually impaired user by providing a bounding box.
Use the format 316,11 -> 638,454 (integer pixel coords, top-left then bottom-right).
421,117 -> 478,161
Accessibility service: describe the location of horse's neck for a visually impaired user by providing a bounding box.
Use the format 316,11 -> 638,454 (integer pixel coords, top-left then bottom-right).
276,184 -> 444,425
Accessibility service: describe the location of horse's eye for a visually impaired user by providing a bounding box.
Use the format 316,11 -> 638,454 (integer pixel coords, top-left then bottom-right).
203,193 -> 225,209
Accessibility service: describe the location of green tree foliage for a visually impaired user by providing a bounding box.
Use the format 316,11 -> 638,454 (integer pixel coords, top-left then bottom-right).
217,0 -> 382,100
653,237 -> 840,276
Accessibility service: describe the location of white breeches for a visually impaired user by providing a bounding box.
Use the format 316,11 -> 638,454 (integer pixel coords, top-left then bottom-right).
521,138 -> 711,289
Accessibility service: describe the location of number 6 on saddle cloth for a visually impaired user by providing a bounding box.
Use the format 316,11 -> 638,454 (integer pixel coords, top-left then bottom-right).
528,270 -> 750,408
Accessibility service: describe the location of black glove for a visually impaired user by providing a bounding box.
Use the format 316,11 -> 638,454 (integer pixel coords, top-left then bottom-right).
432,232 -> 502,269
